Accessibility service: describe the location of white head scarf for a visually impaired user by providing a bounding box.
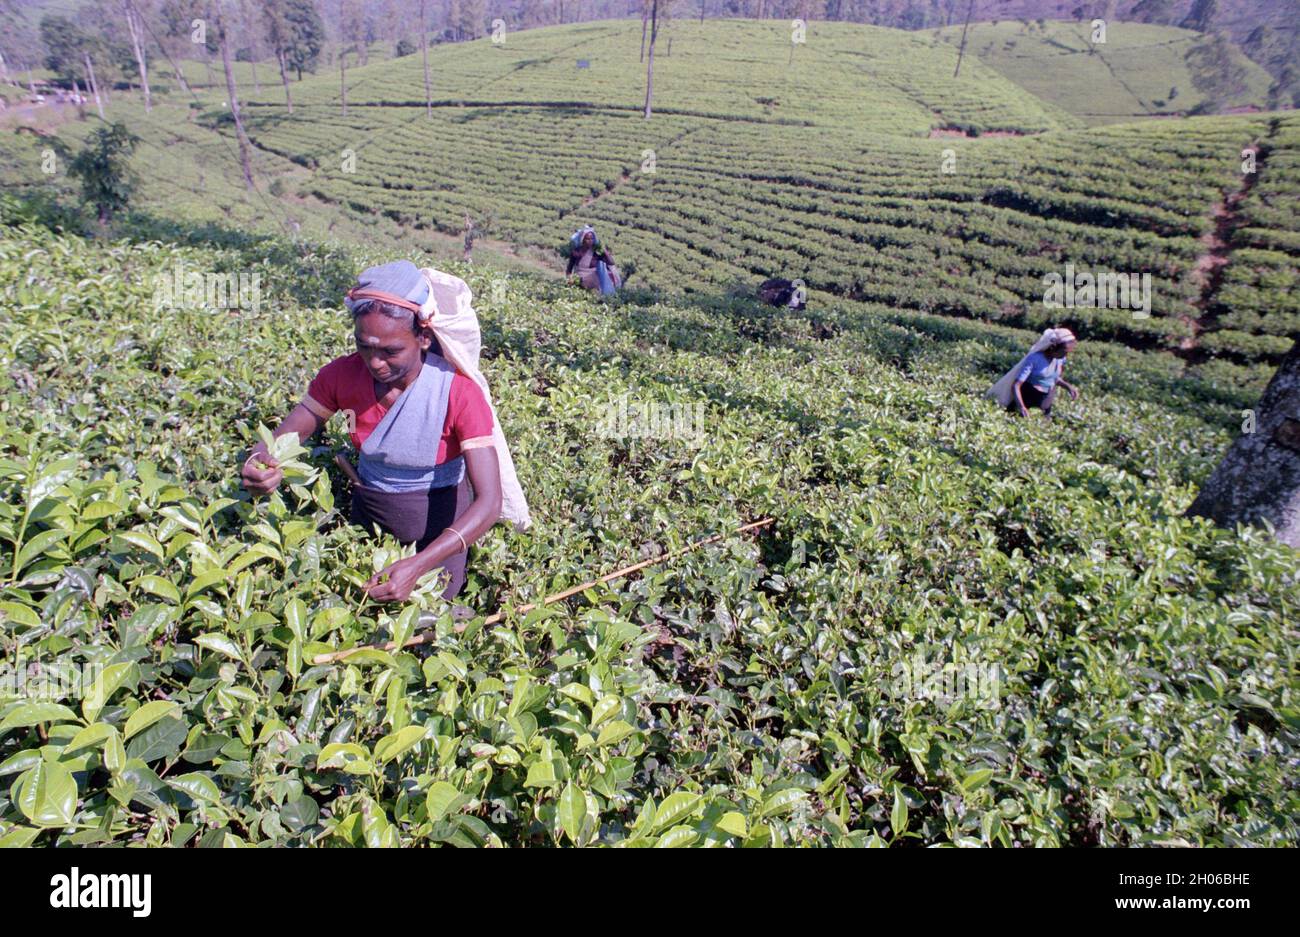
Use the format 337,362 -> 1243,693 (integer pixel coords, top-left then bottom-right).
1028,327 -> 1077,355
417,268 -> 532,532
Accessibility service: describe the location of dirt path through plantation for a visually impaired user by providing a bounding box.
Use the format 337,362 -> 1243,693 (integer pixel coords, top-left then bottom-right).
1176,128 -> 1272,364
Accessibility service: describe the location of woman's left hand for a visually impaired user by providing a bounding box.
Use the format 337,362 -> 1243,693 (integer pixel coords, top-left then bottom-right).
1068,385 -> 1079,401
364,555 -> 429,602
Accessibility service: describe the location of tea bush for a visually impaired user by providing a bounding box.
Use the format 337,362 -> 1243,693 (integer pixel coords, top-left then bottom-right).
0,215 -> 1296,847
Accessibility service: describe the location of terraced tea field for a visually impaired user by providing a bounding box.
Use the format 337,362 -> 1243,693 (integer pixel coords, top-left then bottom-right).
222,19 -> 1300,399
7,19 -> 1298,397
0,100 -> 558,277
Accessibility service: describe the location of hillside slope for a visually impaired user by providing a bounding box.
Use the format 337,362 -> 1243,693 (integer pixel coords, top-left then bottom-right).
934,19 -> 1273,124
0,100 -> 561,277
960,2 -> 1297,77
252,19 -> 1079,134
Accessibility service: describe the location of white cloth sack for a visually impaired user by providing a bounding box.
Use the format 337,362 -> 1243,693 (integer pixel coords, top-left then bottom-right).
418,267 -> 532,532
985,327 -> 1076,408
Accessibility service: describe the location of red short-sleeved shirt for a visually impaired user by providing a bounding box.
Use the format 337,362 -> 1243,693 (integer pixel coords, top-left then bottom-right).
303,353 -> 495,463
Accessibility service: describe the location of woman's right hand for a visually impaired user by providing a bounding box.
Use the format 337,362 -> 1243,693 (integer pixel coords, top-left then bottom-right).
241,449 -> 282,496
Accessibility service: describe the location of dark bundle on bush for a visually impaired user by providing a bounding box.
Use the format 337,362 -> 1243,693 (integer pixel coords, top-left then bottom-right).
758,277 -> 806,310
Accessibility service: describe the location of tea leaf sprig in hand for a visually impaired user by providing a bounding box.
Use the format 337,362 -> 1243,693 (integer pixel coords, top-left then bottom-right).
255,423 -> 318,485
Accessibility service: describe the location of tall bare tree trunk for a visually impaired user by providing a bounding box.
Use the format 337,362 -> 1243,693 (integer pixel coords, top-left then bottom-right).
122,1 -> 152,111
239,0 -> 262,92
953,0 -> 975,78
277,48 -> 293,113
340,0 -> 348,116
146,22 -> 195,96
83,53 -> 106,119
215,2 -> 256,190
167,57 -> 193,96
640,3 -> 648,62
349,0 -> 367,67
643,0 -> 658,119
421,0 -> 432,117
1188,342 -> 1300,547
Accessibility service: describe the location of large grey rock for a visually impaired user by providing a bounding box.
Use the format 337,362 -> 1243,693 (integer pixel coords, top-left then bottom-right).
1188,341 -> 1300,547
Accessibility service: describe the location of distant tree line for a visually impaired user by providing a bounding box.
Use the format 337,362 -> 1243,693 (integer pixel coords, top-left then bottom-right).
3,0 -> 1294,109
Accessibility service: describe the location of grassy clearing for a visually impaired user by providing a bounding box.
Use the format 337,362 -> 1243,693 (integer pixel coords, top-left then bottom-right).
932,19 -> 1272,124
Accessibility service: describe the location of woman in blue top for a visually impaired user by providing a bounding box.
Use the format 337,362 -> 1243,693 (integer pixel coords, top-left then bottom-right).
986,327 -> 1080,418
1012,328 -> 1078,418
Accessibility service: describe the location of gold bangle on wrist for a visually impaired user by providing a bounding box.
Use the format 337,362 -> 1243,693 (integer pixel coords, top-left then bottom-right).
446,525 -> 469,553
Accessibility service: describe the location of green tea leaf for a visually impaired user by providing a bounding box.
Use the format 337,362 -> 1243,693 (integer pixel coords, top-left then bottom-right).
559,682 -> 595,707
652,792 -> 702,832
168,771 -> 221,803
596,720 -> 636,747
374,725 -> 427,764
891,786 -> 909,837
590,694 -> 621,728
715,812 -> 748,838
65,722 -> 120,754
82,662 -> 139,722
654,825 -> 699,848
559,780 -> 587,844
0,601 -> 42,629
194,633 -> 243,660
126,716 -> 188,763
0,702 -> 80,734
123,700 -> 181,740
759,788 -> 807,819
133,574 -> 180,603
0,826 -> 42,848
281,795 -> 320,833
16,760 -> 78,827
425,781 -> 463,822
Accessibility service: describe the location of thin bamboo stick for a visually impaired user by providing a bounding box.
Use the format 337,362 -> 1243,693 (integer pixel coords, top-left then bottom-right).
311,517 -> 775,665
